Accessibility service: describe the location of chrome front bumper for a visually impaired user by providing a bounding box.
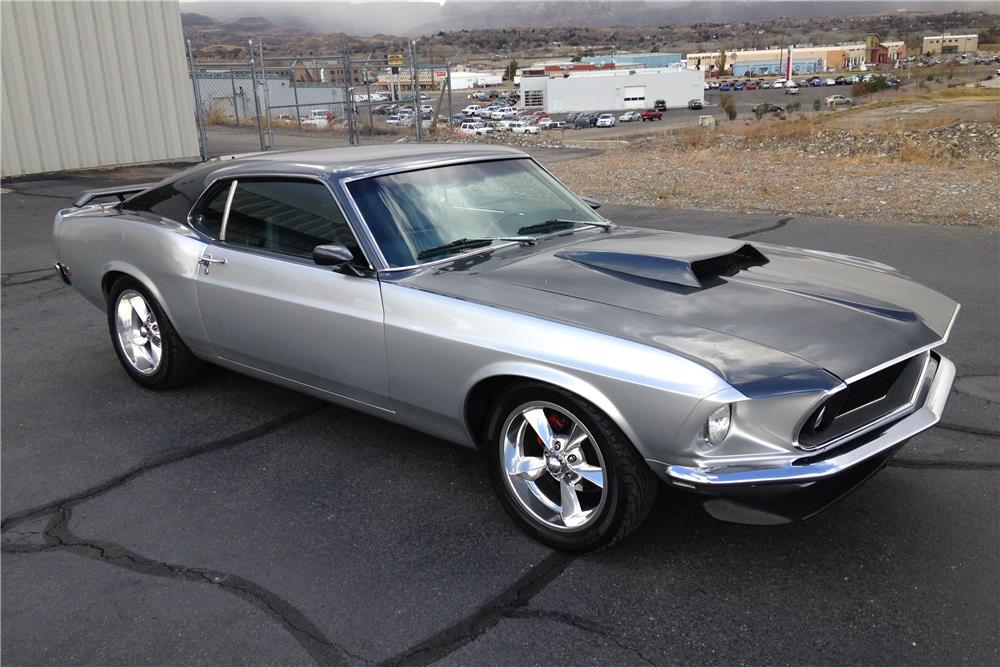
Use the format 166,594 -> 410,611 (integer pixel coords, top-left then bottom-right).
666,353 -> 955,487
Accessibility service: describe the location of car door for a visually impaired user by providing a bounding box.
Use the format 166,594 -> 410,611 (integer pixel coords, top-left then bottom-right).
191,176 -> 389,410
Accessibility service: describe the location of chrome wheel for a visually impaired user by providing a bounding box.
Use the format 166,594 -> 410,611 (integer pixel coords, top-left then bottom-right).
501,401 -> 607,532
114,290 -> 162,375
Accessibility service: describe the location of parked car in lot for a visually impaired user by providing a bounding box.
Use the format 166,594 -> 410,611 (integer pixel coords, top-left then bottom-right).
595,113 -> 616,127
687,99 -> 703,110
771,81 -> 784,89
640,109 -> 663,121
825,78 -> 837,86
653,99 -> 666,111
618,111 -> 642,123
491,107 -> 518,121
573,113 -> 597,128
825,94 -> 853,107
508,121 -> 541,134
301,109 -> 334,128
733,81 -> 745,91
708,80 -> 720,89
752,103 -> 784,115
760,80 -> 772,89
462,104 -> 482,115
56,144 -> 959,551
784,85 -> 800,95
458,121 -> 493,136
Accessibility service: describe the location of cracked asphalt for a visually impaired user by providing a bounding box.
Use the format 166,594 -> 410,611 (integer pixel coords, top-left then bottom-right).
2,155 -> 998,666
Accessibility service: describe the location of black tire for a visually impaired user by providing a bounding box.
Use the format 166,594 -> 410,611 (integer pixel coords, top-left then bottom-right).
107,276 -> 203,390
484,382 -> 659,552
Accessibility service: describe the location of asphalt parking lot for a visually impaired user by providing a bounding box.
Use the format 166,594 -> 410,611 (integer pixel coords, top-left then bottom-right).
2,156 -> 998,666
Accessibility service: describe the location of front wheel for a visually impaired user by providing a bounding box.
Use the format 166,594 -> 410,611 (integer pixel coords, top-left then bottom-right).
484,383 -> 659,552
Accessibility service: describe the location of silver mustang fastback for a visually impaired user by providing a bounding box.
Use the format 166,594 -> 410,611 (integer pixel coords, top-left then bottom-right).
54,145 -> 959,551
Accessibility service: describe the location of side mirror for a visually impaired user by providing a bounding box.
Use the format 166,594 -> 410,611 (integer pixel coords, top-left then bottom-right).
313,244 -> 363,275
580,196 -> 602,210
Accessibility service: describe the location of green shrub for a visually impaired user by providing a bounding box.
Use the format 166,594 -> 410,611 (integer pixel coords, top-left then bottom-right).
813,98 -> 821,112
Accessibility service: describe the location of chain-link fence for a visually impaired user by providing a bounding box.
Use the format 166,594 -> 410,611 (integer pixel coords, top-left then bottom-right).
186,40 -> 460,159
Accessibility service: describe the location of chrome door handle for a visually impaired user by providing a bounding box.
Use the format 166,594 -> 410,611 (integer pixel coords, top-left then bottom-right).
198,254 -> 227,273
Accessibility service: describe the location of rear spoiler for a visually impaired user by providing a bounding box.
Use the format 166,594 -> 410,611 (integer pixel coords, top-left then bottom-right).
73,183 -> 156,208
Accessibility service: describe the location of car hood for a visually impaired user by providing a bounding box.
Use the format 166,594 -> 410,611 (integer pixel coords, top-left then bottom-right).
388,228 -> 958,395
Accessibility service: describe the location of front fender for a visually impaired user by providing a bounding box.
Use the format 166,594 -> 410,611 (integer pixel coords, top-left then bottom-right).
462,360 -> 643,451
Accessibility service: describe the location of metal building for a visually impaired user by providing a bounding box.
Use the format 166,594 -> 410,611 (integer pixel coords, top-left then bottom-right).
1,0 -> 200,178
520,68 -> 703,113
582,53 -> 683,68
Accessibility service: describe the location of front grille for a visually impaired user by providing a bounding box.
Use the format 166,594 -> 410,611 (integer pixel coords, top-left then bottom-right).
838,361 -> 909,414
798,352 -> 929,450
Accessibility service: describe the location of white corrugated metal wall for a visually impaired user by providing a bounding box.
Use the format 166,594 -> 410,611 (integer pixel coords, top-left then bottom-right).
1,0 -> 200,177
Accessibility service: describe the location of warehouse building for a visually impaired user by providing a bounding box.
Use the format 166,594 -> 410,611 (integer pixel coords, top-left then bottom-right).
922,34 -> 979,55
1,0 -> 199,177
687,36 -> 906,75
519,67 -> 703,113
582,52 -> 683,68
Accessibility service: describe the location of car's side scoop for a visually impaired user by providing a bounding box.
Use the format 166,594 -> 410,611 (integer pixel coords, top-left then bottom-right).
555,240 -> 768,288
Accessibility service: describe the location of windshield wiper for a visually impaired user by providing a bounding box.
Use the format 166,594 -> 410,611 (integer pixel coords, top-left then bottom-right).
416,236 -> 535,261
517,218 -> 613,236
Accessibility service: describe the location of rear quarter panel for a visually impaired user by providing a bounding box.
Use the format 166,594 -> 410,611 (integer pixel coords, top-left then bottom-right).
54,206 -> 212,356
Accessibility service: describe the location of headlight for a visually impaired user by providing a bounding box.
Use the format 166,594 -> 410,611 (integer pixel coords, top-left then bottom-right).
706,404 -> 732,446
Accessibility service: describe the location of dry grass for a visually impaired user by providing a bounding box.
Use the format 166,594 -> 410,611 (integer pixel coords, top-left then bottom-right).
920,87 -> 1000,101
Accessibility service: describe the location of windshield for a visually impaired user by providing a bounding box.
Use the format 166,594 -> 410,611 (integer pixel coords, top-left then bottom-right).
347,158 -> 605,267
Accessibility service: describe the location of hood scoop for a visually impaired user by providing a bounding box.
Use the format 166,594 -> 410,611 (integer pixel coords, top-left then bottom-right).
555,242 -> 768,288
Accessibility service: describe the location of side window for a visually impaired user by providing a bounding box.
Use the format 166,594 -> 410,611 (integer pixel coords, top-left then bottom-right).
190,182 -> 231,238
224,180 -> 361,261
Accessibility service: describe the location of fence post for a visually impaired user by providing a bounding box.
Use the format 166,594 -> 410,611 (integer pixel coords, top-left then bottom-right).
259,40 -> 273,150
228,68 -> 241,127
291,64 -> 302,131
343,48 -> 356,145
363,51 -> 375,136
248,38 -> 266,151
446,63 -> 453,128
410,41 -> 421,142
186,40 -> 209,161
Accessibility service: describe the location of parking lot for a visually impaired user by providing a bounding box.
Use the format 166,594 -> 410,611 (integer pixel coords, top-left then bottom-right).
2,155 -> 998,665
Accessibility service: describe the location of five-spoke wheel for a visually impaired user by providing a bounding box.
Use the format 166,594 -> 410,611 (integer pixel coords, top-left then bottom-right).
106,277 -> 202,390
114,290 -> 163,375
485,383 -> 658,552
502,401 -> 607,531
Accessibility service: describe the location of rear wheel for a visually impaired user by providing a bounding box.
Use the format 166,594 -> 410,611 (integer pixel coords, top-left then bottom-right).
484,383 -> 658,552
107,277 -> 203,390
